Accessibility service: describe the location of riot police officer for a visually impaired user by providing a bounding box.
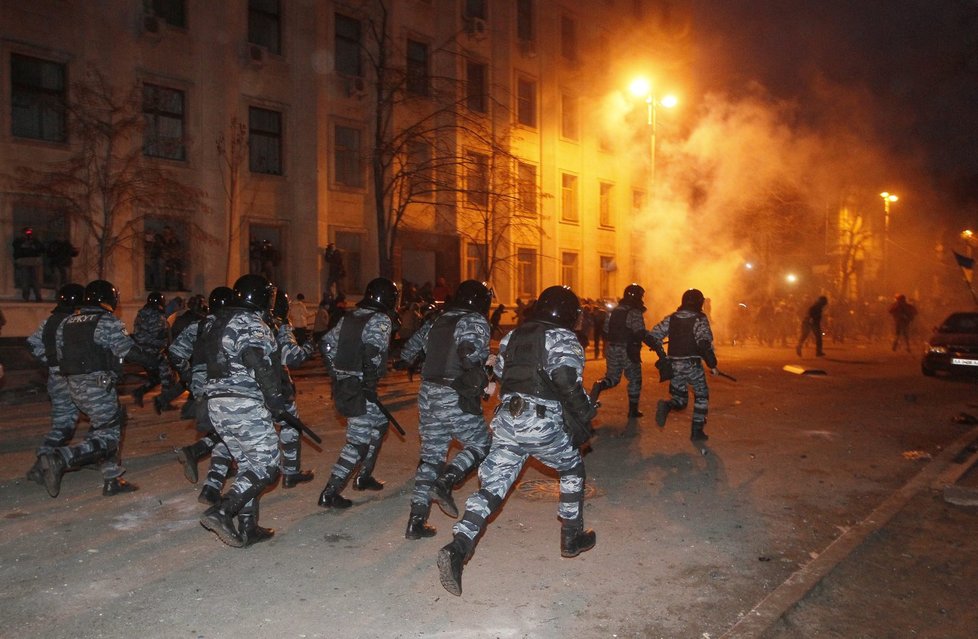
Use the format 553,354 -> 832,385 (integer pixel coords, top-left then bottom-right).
154,294 -> 207,414
39,280 -> 159,497
198,275 -> 283,547
131,291 -> 171,407
437,285 -> 597,596
25,283 -> 85,483
590,284 -> 652,418
397,280 -> 494,539
318,277 -> 399,509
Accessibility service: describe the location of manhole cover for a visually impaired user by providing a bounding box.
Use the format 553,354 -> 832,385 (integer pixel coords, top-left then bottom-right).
515,479 -> 601,501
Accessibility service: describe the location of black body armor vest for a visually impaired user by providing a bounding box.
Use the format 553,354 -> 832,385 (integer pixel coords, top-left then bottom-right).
421,312 -> 464,382
333,312 -> 371,371
42,310 -> 72,367
499,321 -> 558,400
607,306 -> 631,343
60,311 -> 116,375
667,313 -> 699,357
203,310 -> 237,379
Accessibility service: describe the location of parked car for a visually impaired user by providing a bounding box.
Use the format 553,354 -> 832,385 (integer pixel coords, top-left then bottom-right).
921,312 -> 978,377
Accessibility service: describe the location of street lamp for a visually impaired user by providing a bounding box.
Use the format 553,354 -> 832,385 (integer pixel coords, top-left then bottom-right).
880,191 -> 898,294
629,78 -> 678,193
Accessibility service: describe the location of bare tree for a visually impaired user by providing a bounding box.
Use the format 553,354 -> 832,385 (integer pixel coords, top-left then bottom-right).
9,67 -> 209,280
216,117 -> 249,282
833,205 -> 872,301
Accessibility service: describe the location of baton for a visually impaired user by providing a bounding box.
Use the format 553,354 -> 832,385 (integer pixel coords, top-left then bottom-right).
277,411 -> 323,445
368,393 -> 407,437
715,370 -> 737,382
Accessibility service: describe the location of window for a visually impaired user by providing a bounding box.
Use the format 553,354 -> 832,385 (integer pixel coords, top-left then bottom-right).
11,54 -> 66,143
406,39 -> 429,96
466,151 -> 489,208
335,231 -> 363,292
143,84 -> 186,161
465,243 -> 486,280
248,0 -> 281,54
334,124 -> 364,187
599,255 -> 615,299
561,93 -> 578,140
632,189 -> 646,212
516,0 -> 534,42
561,251 -> 579,290
466,60 -> 488,113
516,248 -> 537,300
249,107 -> 282,175
148,0 -> 186,28
516,77 -> 536,128
463,0 -> 487,20
599,182 -> 614,228
517,162 -> 537,215
335,13 -> 362,77
407,139 -> 433,195
144,217 -> 189,291
561,173 -> 578,223
560,15 -> 576,61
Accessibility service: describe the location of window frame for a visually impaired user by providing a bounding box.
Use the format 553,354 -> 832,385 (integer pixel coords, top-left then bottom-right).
10,53 -> 67,143
465,60 -> 488,114
516,247 -> 538,301
142,83 -> 187,161
517,161 -> 538,216
516,75 -> 537,128
333,122 -> 365,189
335,13 -> 363,78
248,0 -> 282,55
465,150 -> 489,208
561,250 -> 579,291
248,106 -> 283,175
599,181 -> 614,228
560,172 -> 579,224
560,92 -> 578,141
405,38 -> 430,97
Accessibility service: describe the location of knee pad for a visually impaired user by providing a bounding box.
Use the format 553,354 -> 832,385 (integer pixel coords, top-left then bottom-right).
465,444 -> 490,466
560,462 -> 586,482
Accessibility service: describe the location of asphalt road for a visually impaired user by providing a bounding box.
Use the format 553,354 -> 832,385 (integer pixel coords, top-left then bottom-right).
0,341 -> 976,638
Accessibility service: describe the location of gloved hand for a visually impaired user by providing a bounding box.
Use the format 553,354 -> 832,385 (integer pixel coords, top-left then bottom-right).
710,367 -> 719,376
485,353 -> 498,368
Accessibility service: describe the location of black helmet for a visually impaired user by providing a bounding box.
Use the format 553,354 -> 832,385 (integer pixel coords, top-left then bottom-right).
680,288 -> 705,312
232,274 -> 276,312
449,280 -> 493,315
533,285 -> 581,329
56,283 -> 86,310
208,286 -> 235,311
147,291 -> 165,310
187,294 -> 208,317
358,277 -> 399,315
85,279 -> 120,311
621,283 -> 645,308
272,289 -> 290,322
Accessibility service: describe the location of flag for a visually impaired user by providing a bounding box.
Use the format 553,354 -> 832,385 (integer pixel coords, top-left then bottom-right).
953,251 -> 974,283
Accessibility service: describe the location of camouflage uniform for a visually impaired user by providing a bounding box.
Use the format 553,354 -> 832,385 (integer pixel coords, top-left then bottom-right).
132,304 -> 174,403
399,308 -> 492,536
273,321 -> 315,477
169,317 -> 232,500
202,308 -> 281,517
318,307 -> 393,504
648,308 -> 718,439
595,303 -> 647,410
452,323 -> 588,548
52,305 -> 139,483
27,308 -> 80,460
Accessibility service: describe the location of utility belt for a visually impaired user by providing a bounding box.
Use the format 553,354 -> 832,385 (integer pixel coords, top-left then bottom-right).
422,376 -> 456,388
502,394 -> 551,419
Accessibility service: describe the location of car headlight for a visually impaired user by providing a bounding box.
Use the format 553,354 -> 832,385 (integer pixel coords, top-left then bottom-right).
927,345 -> 948,354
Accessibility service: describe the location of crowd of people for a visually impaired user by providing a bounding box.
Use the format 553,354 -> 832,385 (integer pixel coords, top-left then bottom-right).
22,271 -> 734,597
11,226 -> 79,302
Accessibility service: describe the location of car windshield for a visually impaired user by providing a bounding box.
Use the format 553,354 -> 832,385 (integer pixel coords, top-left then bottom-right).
939,313 -> 978,334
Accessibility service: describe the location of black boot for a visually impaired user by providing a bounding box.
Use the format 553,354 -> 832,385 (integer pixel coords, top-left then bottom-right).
26,457 -> 44,485
103,477 -> 138,496
628,401 -> 644,418
655,400 -> 671,428
560,518 -> 596,558
176,439 -> 213,484
198,484 -> 221,505
691,425 -> 709,442
238,503 -> 274,547
589,379 -> 608,404
282,469 -> 315,488
153,395 -> 175,415
405,503 -> 437,540
132,385 -> 147,408
437,534 -> 473,596
318,476 -> 353,509
39,452 -> 67,498
430,466 -> 464,518
352,474 -> 384,491
200,499 -> 243,547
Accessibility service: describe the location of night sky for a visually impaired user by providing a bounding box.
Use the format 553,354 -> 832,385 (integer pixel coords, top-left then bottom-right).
689,0 -> 978,216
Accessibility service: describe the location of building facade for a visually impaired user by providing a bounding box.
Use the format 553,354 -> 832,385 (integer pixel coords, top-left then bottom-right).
0,0 -> 689,334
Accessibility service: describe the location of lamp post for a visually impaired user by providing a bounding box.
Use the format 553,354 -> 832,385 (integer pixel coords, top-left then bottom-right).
880,191 -> 898,294
629,78 -> 677,196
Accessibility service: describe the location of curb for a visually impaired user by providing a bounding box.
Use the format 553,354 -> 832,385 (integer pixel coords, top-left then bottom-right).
719,424 -> 978,638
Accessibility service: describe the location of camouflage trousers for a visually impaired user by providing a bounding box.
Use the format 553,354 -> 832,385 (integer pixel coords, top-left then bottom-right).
411,382 -> 491,507
600,343 -> 643,401
36,369 -> 79,455
62,372 -> 125,479
276,398 -> 303,475
200,434 -> 233,493
208,397 -> 280,500
330,401 -> 389,483
453,400 -> 585,544
664,358 -> 710,431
